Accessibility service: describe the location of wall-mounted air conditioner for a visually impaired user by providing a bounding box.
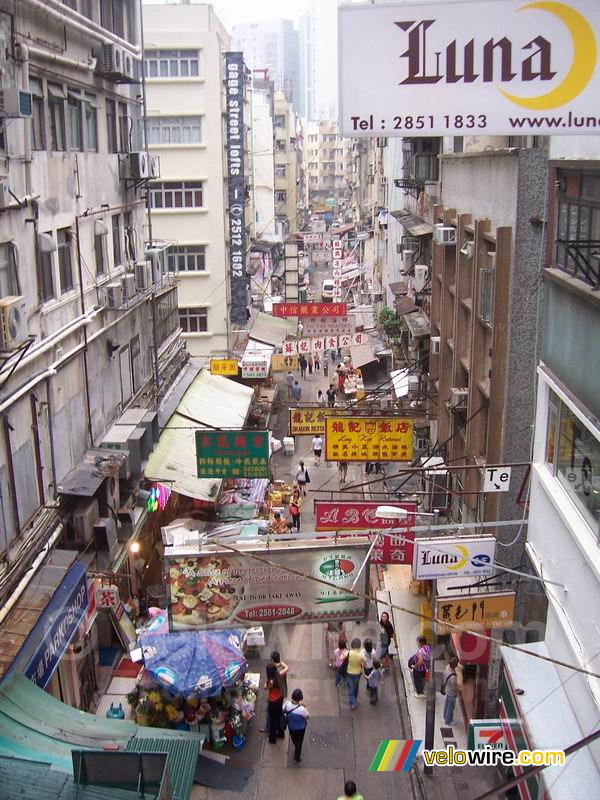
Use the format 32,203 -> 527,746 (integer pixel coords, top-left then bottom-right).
0,88 -> 32,118
414,265 -> 428,292
0,296 -> 28,350
430,336 -> 441,355
434,225 -> 456,246
101,424 -> 145,479
100,44 -> 134,81
149,156 -> 161,179
106,282 -> 123,309
71,499 -> 99,546
460,239 -> 474,259
450,387 -> 468,409
408,375 -> 419,393
121,273 -> 136,301
135,259 -> 153,291
128,151 -> 149,179
93,517 -> 120,566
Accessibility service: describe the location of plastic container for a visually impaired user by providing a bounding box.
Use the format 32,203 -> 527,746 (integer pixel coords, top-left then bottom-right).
283,437 -> 295,456
233,734 -> 246,750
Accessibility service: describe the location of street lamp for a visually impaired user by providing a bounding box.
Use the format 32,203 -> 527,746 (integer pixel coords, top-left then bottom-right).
375,505 -> 438,520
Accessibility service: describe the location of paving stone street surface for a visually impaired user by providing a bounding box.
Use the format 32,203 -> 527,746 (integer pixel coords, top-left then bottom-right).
191,364 -> 501,800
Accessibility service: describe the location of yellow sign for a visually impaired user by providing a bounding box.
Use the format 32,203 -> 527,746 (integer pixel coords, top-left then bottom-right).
272,354 -> 299,372
210,358 -> 238,376
324,416 -> 413,462
289,407 -> 335,435
434,593 -> 516,634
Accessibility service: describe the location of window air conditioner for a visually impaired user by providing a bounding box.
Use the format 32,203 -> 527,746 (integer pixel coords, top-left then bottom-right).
100,44 -> 134,81
128,151 -> 149,179
149,156 -> 161,179
460,239 -> 474,259
98,475 -> 121,519
450,387 -> 468,410
121,273 -> 136,301
434,225 -> 456,246
408,375 -> 419,392
106,282 -> 123,309
430,336 -> 441,354
0,296 -> 28,350
70,499 -> 99,546
414,265 -> 428,292
0,88 -> 32,118
93,517 -> 120,566
135,259 -> 153,291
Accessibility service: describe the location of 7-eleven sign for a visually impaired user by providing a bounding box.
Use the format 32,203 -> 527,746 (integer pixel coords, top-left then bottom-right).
467,720 -> 507,750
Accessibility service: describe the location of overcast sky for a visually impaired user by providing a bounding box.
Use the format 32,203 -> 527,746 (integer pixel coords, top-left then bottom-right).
142,0 -> 310,33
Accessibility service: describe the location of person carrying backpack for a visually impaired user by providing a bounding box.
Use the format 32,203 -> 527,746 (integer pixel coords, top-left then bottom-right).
334,638 -> 349,688
283,689 -> 310,763
409,635 -> 431,698
442,656 -> 463,725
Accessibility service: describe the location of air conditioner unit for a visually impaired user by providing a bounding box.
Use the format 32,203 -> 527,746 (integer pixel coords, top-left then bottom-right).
71,499 -> 99,546
101,424 -> 144,479
149,155 -> 161,179
430,335 -> 441,354
434,225 -> 457,246
98,475 -> 121,518
450,387 -> 469,410
128,151 -> 149,179
489,251 -> 497,268
146,245 -> 170,283
416,436 -> 429,451
408,375 -> 419,392
121,273 -> 136,301
106,282 -> 123,309
135,259 -> 153,291
100,44 -> 134,81
0,88 -> 32,118
414,264 -> 428,292
0,296 -> 28,350
93,517 -> 120,565
460,239 -> 474,259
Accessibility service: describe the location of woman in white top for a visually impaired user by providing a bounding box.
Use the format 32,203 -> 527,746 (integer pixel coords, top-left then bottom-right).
312,435 -> 323,465
283,689 -> 310,763
316,389 -> 326,407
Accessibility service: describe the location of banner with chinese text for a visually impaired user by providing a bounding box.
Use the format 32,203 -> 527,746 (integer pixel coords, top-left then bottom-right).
304,316 -> 352,336
210,358 -> 239,376
272,353 -> 299,371
315,501 -> 416,531
289,407 -> 335,435
195,430 -> 270,478
434,592 -> 516,634
273,302 -> 347,317
324,417 -> 413,461
241,359 -> 269,379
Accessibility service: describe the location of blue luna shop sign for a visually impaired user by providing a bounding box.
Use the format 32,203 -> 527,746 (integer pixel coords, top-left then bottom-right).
19,560 -> 89,689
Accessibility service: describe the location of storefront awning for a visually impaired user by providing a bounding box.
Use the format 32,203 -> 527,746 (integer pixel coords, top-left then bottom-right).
350,341 -> 376,368
403,310 -> 431,337
57,448 -> 128,497
395,296 -> 419,316
144,370 -> 253,503
249,311 -> 297,346
390,209 -> 434,237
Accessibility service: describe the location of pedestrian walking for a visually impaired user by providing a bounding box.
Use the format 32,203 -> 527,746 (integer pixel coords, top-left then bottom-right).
283,689 -> 309,763
316,389 -> 326,407
299,355 -> 308,378
323,358 -> 329,377
289,489 -> 302,532
286,371 -> 294,398
297,321 -> 304,338
334,638 -> 349,688
366,659 -> 383,705
346,638 -> 365,710
265,663 -> 285,743
314,352 -> 320,372
326,384 -> 336,407
307,354 -> 314,375
442,656 -> 463,725
378,611 -> 398,670
337,780 -> 364,800
325,621 -> 345,669
361,638 -> 374,680
295,461 -> 310,495
312,434 -> 323,465
271,650 -> 289,699
409,635 -> 431,698
291,381 -> 302,403
330,348 -> 336,363
338,460 -> 348,484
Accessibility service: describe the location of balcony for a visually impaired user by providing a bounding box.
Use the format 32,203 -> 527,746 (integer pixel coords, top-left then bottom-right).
555,240 -> 600,290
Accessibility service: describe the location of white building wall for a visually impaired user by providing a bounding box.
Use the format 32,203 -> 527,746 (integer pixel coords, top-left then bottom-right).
252,89 -> 276,236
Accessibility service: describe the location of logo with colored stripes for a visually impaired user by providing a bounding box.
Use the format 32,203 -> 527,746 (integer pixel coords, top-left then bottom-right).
369,739 -> 422,772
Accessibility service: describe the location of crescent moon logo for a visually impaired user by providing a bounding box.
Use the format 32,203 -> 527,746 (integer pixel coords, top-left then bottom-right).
447,545 -> 469,571
500,1 -> 597,110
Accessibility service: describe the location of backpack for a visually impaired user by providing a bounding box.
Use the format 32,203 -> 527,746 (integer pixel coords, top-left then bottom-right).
336,649 -> 349,675
440,670 -> 455,696
282,703 -> 304,731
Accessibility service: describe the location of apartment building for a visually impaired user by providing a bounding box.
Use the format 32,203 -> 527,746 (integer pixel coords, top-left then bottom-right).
273,91 -> 299,237
303,121 -> 351,212
0,0 -> 182,706
143,3 -> 231,357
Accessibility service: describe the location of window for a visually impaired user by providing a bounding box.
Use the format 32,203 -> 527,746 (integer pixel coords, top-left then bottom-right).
555,170 -> 600,286
48,84 -> 66,151
168,244 -> 206,272
144,49 -> 200,79
39,244 -> 55,302
57,228 -> 73,292
147,116 -> 202,145
275,165 -> 286,178
275,190 -> 287,203
100,0 -> 125,38
179,307 -> 208,333
414,154 -> 439,181
0,117 -> 4,152
546,389 -> 600,534
0,243 -> 19,298
106,99 -> 118,153
118,102 -> 130,153
30,78 -> 45,150
274,115 -> 285,128
112,214 -> 122,267
84,93 -> 97,150
95,231 -> 105,276
276,140 -> 286,152
478,262 -> 495,326
150,181 -> 204,209
67,90 -> 82,151
124,211 -> 136,261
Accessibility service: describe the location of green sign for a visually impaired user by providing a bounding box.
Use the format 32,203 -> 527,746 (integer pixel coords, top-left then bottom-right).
195,430 -> 270,479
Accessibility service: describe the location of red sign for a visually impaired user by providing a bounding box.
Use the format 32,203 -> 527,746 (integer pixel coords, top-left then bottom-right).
371,530 -> 414,565
273,302 -> 347,317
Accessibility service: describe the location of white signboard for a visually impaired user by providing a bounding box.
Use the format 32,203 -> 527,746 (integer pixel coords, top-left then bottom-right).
241,358 -> 269,379
413,536 -> 496,580
339,1 -> 600,136
483,466 -> 512,492
304,233 -> 323,245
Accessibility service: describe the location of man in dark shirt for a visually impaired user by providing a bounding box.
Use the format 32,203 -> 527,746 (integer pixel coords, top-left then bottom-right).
326,384 -> 336,407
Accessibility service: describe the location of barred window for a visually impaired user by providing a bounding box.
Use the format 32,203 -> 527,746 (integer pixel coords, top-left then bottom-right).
147,116 -> 202,145
168,245 -> 206,272
179,307 -> 208,333
150,181 -> 204,209
57,228 -> 74,292
145,49 -> 200,78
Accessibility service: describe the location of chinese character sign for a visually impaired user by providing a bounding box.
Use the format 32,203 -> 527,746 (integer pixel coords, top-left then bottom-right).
241,358 -> 269,379
434,593 -> 516,634
289,407 -> 335,435
273,302 -> 347,317
324,417 -> 413,462
210,358 -> 238,376
195,430 -> 270,478
282,340 -> 298,355
272,353 -> 299,371
315,501 -> 416,531
95,585 -> 120,610
370,530 -> 414,565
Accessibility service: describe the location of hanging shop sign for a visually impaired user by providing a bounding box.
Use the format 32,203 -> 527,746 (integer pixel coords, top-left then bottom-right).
272,353 -> 299,371
324,416 -> 413,462
225,51 -> 247,327
210,358 -> 239,376
241,357 -> 269,379
22,560 -> 88,689
339,1 -> 600,137
468,720 -> 508,751
304,233 -> 323,245
370,530 -> 414,565
195,430 -> 270,479
289,407 -> 335,435
413,536 -> 496,580
282,340 -> 298,355
273,302 -> 348,317
164,541 -> 370,630
434,592 -> 516,634
95,585 -> 120,610
315,500 -> 416,531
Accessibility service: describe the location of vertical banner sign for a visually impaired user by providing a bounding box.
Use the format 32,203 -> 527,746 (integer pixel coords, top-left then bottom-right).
225,52 -> 247,326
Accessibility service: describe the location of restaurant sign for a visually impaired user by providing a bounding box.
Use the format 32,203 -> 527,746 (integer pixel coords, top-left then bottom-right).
195,430 -> 270,479
304,316 -> 352,336
315,500 -> 416,531
210,358 -> 239,376
434,592 -> 516,634
273,302 -> 348,317
241,358 -> 269,379
413,536 -> 496,580
289,407 -> 335,435
272,353 -> 299,371
165,542 -> 370,629
324,416 -> 413,462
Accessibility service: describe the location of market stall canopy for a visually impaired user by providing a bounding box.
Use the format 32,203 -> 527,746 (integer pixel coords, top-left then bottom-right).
390,209 -> 434,237
403,310 -> 431,338
139,630 -> 247,697
249,311 -> 296,346
145,370 -> 253,503
349,330 -> 388,368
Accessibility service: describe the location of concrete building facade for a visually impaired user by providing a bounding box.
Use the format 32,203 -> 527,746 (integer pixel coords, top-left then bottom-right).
273,91 -> 299,237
